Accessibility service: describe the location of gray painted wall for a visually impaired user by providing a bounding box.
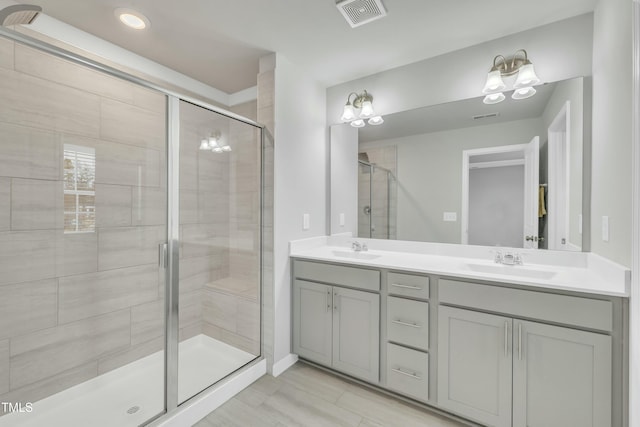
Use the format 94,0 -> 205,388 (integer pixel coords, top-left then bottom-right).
590,0 -> 632,266
326,13 -> 593,126
361,118 -> 544,244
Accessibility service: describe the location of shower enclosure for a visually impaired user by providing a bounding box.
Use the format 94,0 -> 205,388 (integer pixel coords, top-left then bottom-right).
0,27 -> 265,427
358,152 -> 397,240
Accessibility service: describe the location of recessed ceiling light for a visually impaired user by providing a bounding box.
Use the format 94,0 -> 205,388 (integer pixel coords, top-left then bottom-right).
115,8 -> 149,30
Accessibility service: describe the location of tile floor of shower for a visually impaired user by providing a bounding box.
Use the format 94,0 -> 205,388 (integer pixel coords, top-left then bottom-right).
0,335 -> 256,427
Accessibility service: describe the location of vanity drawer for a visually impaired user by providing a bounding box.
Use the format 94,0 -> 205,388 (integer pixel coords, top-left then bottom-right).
386,343 -> 429,402
439,279 -> 613,332
387,272 -> 429,300
387,297 -> 429,350
293,260 -> 380,292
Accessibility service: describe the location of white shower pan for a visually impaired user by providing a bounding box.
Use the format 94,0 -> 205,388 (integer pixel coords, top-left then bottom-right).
0,335 -> 256,427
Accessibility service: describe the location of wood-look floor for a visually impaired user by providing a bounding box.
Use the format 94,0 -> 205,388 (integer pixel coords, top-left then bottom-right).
194,362 -> 468,427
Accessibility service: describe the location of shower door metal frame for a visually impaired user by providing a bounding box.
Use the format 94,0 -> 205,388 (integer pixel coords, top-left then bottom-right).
0,25 -> 266,425
358,160 -> 394,239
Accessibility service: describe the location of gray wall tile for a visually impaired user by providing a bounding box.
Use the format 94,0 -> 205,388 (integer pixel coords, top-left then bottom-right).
10,310 -> 130,389
97,336 -> 164,376
0,340 -> 8,394
100,98 -> 165,150
0,68 -> 100,138
0,279 -> 57,341
98,226 -> 165,271
95,184 -> 132,227
131,299 -> 164,346
0,122 -> 60,180
202,289 -> 236,332
59,264 -> 159,324
0,37 -> 12,70
11,178 -> 62,231
131,185 -> 166,226
14,45 -> 136,104
0,178 -> 9,232
55,231 -> 98,277
0,231 -> 56,285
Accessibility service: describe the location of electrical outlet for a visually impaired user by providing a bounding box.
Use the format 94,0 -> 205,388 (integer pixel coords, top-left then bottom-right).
303,213 -> 310,230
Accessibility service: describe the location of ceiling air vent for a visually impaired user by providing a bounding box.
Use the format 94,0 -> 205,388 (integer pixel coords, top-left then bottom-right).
336,0 -> 387,28
473,112 -> 500,120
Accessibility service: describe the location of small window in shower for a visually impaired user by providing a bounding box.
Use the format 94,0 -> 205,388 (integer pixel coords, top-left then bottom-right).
63,144 -> 96,233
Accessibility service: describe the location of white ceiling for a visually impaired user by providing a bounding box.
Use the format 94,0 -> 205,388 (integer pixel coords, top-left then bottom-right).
19,0 -> 597,94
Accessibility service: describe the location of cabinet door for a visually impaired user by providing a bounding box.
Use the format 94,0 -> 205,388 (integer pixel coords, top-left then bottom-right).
292,280 -> 332,366
332,287 -> 380,383
437,306 -> 512,427
513,320 -> 612,427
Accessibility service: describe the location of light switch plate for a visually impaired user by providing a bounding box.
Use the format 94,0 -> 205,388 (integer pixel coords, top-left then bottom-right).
602,215 -> 609,242
339,213 -> 345,227
578,214 -> 583,235
303,213 -> 310,230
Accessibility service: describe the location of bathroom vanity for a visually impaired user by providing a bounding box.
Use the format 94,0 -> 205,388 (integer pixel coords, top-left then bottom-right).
290,239 -> 629,427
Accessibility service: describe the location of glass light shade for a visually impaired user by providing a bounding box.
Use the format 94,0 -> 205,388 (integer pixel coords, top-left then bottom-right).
199,139 -> 210,150
212,147 -> 223,153
482,69 -> 506,94
513,63 -> 540,88
208,137 -> 219,148
483,92 -> 505,105
221,145 -> 232,152
359,100 -> 375,119
340,104 -> 356,122
368,116 -> 384,125
350,119 -> 365,128
512,86 -> 536,100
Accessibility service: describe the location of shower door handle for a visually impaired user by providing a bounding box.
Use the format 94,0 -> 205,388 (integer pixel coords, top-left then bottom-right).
159,243 -> 168,268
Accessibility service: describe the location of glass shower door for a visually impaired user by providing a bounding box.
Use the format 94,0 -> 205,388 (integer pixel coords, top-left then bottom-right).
177,101 -> 261,404
0,38 -> 167,427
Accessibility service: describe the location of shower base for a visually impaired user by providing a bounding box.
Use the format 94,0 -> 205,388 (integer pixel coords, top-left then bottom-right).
0,334 -> 257,427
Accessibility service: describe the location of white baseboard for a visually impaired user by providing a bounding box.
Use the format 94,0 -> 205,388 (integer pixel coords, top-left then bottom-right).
271,353 -> 298,377
154,359 -> 267,427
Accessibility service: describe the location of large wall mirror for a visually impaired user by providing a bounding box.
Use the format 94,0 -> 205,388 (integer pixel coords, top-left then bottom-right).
330,76 -> 591,252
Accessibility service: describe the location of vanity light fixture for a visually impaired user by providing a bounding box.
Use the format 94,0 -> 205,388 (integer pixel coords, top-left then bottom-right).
340,90 -> 384,127
115,8 -> 150,30
482,49 -> 540,104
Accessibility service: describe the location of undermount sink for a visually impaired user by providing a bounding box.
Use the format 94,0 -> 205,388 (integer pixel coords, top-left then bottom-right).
331,250 -> 381,260
465,263 -> 557,280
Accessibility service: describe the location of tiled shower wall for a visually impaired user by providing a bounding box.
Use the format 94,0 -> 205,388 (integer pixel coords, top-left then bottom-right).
0,36 -> 261,408
0,37 -> 169,407
358,147 -> 397,239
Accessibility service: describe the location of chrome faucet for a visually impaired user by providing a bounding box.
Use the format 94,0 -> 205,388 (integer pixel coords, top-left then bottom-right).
495,251 -> 523,265
351,241 -> 368,252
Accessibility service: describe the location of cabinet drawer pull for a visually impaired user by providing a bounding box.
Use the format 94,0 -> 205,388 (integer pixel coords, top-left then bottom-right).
390,283 -> 422,290
391,367 -> 421,380
392,319 -> 421,328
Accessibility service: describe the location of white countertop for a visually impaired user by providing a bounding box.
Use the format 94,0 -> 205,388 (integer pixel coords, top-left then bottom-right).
289,236 -> 631,297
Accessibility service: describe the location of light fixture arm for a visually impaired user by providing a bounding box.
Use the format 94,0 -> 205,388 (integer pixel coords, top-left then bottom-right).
491,49 -> 530,77
344,90 -> 374,109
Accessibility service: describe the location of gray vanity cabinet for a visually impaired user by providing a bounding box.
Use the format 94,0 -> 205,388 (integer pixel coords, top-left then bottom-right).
292,277 -> 380,383
512,320 -> 612,427
438,303 -> 612,427
437,306 -> 513,427
292,280 -> 332,366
